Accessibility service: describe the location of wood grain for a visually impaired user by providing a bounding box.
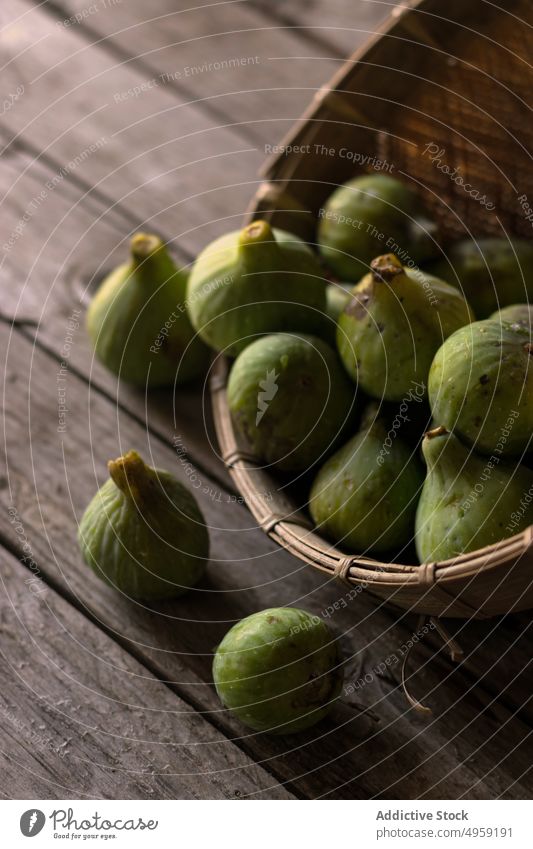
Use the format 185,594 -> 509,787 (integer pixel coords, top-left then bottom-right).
251,0 -> 395,57
40,0 -> 342,146
2,0 -> 260,256
0,547 -> 293,799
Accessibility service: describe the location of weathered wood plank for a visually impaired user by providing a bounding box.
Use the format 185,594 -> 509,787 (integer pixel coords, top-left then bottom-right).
427,613 -> 533,726
251,0 -> 395,57
2,0 -> 260,258
0,144 -> 234,491
1,323 -> 531,799
31,0 -> 345,143
0,547 -> 294,799
2,0 -> 396,262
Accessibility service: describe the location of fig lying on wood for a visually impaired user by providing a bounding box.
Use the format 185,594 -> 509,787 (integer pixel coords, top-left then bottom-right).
78,450 -> 209,600
87,233 -> 209,387
213,608 -> 343,734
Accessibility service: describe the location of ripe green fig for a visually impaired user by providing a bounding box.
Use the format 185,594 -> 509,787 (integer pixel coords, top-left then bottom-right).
428,319 -> 533,456
337,254 -> 474,402
227,333 -> 356,472
309,404 -> 424,554
213,608 -> 343,734
87,233 -> 209,386
415,426 -> 533,562
317,174 -> 439,280
186,221 -> 327,356
490,303 -> 533,329
425,238 -> 533,318
319,283 -> 352,346
78,450 -> 209,600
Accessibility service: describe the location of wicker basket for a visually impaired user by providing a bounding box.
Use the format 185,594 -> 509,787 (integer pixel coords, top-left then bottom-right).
210,0 -> 533,619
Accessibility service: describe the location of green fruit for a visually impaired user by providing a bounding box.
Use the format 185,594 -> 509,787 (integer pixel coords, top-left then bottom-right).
87,233 -> 209,386
428,319 -> 533,456
78,450 -> 209,599
490,303 -> 533,328
309,404 -> 424,553
227,333 -> 356,472
186,221 -> 327,356
415,426 -> 533,562
317,174 -> 439,280
425,238 -> 533,318
319,283 -> 352,346
337,254 -> 474,402
213,608 -> 343,734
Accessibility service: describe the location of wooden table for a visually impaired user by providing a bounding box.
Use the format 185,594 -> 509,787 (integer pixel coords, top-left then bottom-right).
0,0 -> 531,800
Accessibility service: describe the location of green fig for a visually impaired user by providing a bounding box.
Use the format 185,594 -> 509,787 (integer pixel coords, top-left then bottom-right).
490,303 -> 533,329
87,233 -> 210,386
319,283 -> 352,346
337,254 -> 474,402
428,319 -> 533,457
78,450 -> 209,600
227,333 -> 356,472
186,221 -> 327,356
415,426 -> 533,562
317,174 -> 439,280
309,404 -> 424,554
425,238 -> 533,318
213,608 -> 343,734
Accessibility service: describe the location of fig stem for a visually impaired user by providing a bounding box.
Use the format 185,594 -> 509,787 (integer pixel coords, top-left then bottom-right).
370,253 -> 403,283
130,233 -> 164,264
108,450 -> 155,504
237,220 -> 281,274
425,425 -> 449,440
239,220 -> 274,247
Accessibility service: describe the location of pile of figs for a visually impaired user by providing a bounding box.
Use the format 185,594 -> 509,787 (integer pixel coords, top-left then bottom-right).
81,172 -> 533,734
85,174 -> 533,566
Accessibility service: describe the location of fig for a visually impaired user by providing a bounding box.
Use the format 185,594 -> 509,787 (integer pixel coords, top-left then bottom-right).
428,319 -> 533,456
87,233 -> 209,386
78,450 -> 209,600
490,303 -> 533,329
227,333 -> 356,472
186,221 -> 326,356
317,174 -> 439,280
320,283 -> 351,346
212,608 -> 343,734
425,238 -> 533,318
415,426 -> 533,562
309,404 -> 424,554
337,254 -> 474,402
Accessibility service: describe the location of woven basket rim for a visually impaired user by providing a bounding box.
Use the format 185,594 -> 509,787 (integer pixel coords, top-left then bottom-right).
210,358 -> 533,592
